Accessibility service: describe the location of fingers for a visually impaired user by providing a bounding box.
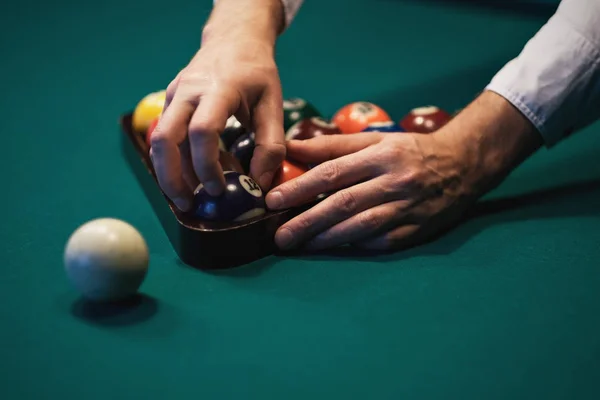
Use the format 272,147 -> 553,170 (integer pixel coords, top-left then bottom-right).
249,90 -> 286,190
188,91 -> 240,196
285,132 -> 383,164
273,177 -> 400,249
163,71 -> 182,113
300,201 -> 410,251
150,97 -> 195,211
352,224 -> 421,251
179,138 -> 200,191
266,148 -> 379,210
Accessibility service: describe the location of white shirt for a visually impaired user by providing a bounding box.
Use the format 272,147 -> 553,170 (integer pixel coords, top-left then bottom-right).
486,0 -> 600,146
218,0 -> 600,147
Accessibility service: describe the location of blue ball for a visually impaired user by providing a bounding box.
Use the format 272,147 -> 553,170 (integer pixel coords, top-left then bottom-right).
192,171 -> 266,222
361,121 -> 404,133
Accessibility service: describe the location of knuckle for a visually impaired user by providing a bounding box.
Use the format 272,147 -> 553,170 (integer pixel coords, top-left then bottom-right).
257,142 -> 286,162
320,161 -> 342,185
332,190 -> 358,216
358,210 -> 381,231
149,129 -> 170,149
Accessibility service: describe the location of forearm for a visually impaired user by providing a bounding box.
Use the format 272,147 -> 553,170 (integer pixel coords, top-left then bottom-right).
437,91 -> 543,198
203,0 -> 286,46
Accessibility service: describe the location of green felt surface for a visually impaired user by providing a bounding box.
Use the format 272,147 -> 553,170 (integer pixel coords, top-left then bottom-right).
2,0 -> 600,399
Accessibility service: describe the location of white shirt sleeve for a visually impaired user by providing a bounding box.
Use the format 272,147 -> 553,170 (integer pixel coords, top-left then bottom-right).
212,0 -> 303,29
485,0 -> 600,147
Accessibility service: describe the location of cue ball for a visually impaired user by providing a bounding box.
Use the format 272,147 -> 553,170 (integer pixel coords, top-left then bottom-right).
64,218 -> 149,302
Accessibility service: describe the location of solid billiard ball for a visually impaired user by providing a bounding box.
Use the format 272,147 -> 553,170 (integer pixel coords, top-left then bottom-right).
132,90 -> 166,133
361,120 -> 404,133
221,115 -> 247,149
146,117 -> 159,148
283,97 -> 321,130
332,101 -> 392,133
229,131 -> 255,173
285,117 -> 341,140
399,106 -> 452,133
192,171 -> 266,222
271,159 -> 309,188
219,150 -> 244,173
64,218 -> 149,302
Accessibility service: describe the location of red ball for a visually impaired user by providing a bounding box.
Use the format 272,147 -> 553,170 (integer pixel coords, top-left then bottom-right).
285,117 -> 341,140
271,159 -> 309,188
399,106 -> 452,133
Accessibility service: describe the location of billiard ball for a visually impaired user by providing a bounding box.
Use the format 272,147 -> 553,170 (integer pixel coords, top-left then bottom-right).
283,97 -> 321,130
399,106 -> 452,133
229,131 -> 255,173
64,218 -> 149,302
132,90 -> 166,133
271,159 -> 309,188
221,115 -> 247,149
146,117 -> 159,148
361,120 -> 404,133
192,171 -> 266,222
332,101 -> 392,133
285,117 -> 341,140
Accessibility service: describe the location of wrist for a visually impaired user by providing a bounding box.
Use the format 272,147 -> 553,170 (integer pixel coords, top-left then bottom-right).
434,90 -> 543,198
202,0 -> 284,47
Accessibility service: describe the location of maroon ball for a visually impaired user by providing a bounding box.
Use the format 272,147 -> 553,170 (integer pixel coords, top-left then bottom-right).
399,106 -> 452,133
285,117 -> 341,140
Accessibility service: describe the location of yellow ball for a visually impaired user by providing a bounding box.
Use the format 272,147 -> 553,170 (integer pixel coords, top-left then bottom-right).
132,90 -> 166,132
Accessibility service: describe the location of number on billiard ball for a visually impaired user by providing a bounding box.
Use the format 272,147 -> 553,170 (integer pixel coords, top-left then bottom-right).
399,106 -> 452,133
283,97 -> 321,131
332,101 -> 392,133
285,117 -> 341,140
192,171 -> 266,222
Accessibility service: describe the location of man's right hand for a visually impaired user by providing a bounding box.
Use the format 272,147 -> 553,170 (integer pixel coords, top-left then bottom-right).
149,0 -> 287,212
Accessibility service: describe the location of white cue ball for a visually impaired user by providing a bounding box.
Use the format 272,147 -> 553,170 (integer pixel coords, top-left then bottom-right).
64,218 -> 149,302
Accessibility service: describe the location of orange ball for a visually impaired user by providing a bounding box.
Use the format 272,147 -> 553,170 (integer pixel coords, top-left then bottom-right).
332,101 -> 391,134
146,117 -> 159,148
271,159 -> 309,188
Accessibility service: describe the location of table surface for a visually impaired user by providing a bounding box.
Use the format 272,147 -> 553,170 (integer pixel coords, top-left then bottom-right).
2,1 -> 600,399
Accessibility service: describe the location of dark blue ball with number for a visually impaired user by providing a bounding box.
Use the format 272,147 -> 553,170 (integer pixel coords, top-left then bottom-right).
193,171 -> 266,222
361,121 -> 404,133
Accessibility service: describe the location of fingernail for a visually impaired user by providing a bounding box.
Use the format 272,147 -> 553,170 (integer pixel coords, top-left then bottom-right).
266,190 -> 283,209
173,197 -> 191,211
259,171 -> 274,190
276,228 -> 294,249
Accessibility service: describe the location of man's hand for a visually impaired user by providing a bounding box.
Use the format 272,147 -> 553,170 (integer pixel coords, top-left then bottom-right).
149,0 -> 286,212
266,91 -> 543,251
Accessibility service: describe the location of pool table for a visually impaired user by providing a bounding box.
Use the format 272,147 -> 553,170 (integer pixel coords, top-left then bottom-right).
2,0 -> 600,399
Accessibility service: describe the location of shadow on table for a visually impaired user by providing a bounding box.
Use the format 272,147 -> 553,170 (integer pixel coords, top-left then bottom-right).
391,0 -> 558,17
70,293 -> 158,327
284,177 -> 600,263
